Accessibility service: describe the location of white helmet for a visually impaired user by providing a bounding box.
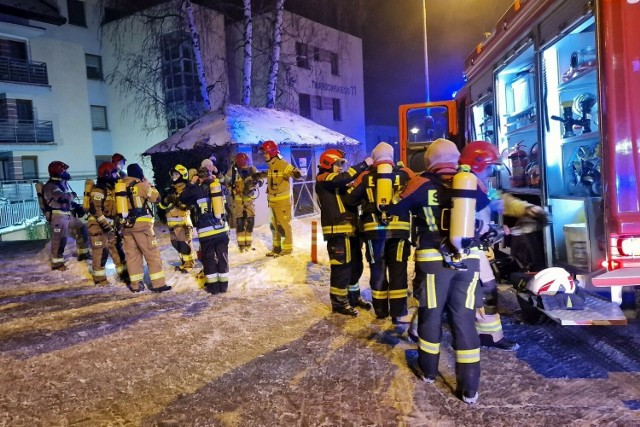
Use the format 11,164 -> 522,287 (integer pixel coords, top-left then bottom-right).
527,267 -> 576,295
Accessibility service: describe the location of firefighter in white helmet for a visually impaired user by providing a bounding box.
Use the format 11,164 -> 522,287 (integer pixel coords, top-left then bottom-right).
160,164 -> 196,273
459,140 -> 546,351
391,138 -> 489,404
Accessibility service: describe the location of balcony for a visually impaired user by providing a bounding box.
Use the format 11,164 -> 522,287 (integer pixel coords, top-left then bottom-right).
0,119 -> 54,144
0,57 -> 49,86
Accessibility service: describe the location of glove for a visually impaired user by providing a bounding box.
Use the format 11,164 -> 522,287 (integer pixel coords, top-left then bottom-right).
71,202 -> 85,218
525,205 -> 546,219
292,169 -> 303,180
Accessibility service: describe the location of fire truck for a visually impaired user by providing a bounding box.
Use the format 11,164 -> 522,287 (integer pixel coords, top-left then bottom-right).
399,0 -> 640,325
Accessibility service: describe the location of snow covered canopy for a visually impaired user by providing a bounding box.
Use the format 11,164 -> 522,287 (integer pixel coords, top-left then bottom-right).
144,104 -> 359,154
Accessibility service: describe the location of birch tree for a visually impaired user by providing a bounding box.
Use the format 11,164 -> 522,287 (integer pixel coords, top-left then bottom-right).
265,0 -> 285,108
242,0 -> 253,106
183,0 -> 211,112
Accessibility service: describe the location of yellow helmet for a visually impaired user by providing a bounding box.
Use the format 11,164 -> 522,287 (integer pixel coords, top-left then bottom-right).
170,164 -> 189,181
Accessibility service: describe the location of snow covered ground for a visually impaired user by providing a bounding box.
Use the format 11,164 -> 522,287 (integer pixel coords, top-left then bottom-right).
1,216 -> 640,425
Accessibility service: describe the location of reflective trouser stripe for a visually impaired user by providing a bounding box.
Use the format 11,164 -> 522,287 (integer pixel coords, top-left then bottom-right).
388,289 -> 408,299
149,271 -> 165,281
465,272 -> 479,309
371,290 -> 389,299
330,286 -> 348,297
93,269 -> 106,277
348,284 -> 361,292
206,274 -> 218,284
455,348 -> 480,364
426,273 -> 436,309
419,338 -> 440,355
130,273 -> 144,281
475,317 -> 502,333
180,253 -> 195,262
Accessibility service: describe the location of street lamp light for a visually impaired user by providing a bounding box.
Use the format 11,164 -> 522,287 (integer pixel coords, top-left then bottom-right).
410,127 -> 420,142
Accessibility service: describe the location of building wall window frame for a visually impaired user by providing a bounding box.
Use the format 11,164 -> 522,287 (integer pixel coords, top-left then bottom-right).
332,98 -> 341,121
85,54 -> 103,80
67,0 -> 87,27
90,105 -> 108,131
296,42 -> 310,69
21,156 -> 38,180
299,93 -> 311,118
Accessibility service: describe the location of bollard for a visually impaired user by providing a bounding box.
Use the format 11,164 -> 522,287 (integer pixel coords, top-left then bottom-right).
311,220 -> 318,264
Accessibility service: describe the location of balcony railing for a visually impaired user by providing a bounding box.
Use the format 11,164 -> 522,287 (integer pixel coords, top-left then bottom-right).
0,57 -> 49,85
0,119 -> 54,143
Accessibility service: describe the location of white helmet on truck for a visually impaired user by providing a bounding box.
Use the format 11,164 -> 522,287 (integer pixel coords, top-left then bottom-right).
527,267 -> 576,295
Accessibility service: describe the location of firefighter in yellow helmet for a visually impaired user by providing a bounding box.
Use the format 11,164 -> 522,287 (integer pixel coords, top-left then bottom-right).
159,164 -> 196,273
41,161 -> 90,270
258,140 -> 303,257
391,138 -> 489,404
87,162 -> 128,285
119,163 -> 170,293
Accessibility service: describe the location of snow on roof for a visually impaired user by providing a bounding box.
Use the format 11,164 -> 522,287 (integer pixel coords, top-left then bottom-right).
144,104 -> 359,155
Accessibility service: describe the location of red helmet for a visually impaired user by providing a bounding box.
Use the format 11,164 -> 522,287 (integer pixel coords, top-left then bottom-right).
459,140 -> 501,173
259,140 -> 279,157
235,152 -> 251,168
48,161 -> 69,178
98,162 -> 118,179
319,149 -> 346,169
112,153 -> 126,164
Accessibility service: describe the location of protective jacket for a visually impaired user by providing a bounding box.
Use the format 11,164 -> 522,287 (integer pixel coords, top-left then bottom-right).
160,181 -> 191,227
179,180 -> 229,239
264,156 -> 300,207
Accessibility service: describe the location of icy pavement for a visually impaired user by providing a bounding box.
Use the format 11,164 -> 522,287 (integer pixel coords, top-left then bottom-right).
1,217 -> 640,425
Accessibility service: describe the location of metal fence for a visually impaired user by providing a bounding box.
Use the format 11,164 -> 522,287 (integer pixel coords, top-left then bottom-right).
0,181 -> 35,201
0,56 -> 48,85
0,199 -> 42,229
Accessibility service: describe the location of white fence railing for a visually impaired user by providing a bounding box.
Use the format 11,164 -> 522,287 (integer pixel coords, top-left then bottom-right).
0,200 -> 42,229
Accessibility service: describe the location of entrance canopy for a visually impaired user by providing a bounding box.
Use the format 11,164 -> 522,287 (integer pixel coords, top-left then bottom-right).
144,104 -> 359,154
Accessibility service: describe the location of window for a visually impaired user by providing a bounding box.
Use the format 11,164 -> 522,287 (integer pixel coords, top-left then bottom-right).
331,53 -> 339,76
299,93 -> 311,118
0,158 -> 9,180
95,155 -> 111,172
16,99 -> 33,122
67,0 -> 86,27
333,98 -> 341,121
85,54 -> 103,80
0,38 -> 27,60
90,105 -> 108,130
315,95 -> 323,110
296,42 -> 309,69
21,156 -> 38,180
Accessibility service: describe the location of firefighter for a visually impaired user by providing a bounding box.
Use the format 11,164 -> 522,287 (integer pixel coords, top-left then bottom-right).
159,164 -> 195,273
120,163 -> 170,293
391,138 -> 489,404
227,152 -> 265,252
179,167 -> 230,294
344,142 -> 414,322
87,162 -> 128,285
315,148 -> 373,316
259,140 -> 303,256
459,140 -> 545,351
41,161 -> 90,270
112,153 -> 127,179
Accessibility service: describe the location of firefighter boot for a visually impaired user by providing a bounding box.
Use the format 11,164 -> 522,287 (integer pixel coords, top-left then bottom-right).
151,285 -> 172,293
127,281 -> 145,293
332,305 -> 358,317
349,291 -> 372,310
52,264 -> 68,271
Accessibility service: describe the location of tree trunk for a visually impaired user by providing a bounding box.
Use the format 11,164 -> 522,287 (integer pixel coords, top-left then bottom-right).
242,0 -> 252,106
183,0 -> 211,112
266,0 -> 285,109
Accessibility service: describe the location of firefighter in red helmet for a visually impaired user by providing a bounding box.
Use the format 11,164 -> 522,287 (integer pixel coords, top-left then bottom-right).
258,140 -> 302,256
315,148 -> 373,316
41,161 -> 90,270
226,152 -> 265,252
459,140 -> 545,351
87,162 -> 129,284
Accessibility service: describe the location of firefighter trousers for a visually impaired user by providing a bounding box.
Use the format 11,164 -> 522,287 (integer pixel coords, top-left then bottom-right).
169,223 -> 195,266
269,201 -> 293,253
415,254 -> 481,396
327,235 -> 365,309
87,219 -> 126,283
122,218 -> 165,289
48,211 -> 89,268
236,216 -> 255,249
200,233 -> 230,293
364,237 -> 410,318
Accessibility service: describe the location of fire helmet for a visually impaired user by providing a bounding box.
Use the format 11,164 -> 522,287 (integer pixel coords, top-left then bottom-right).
48,161 -> 70,179
526,267 -> 576,295
319,149 -> 346,170
459,140 -> 501,173
170,164 -> 188,181
235,153 -> 251,168
112,153 -> 127,165
98,162 -> 118,179
259,140 -> 279,157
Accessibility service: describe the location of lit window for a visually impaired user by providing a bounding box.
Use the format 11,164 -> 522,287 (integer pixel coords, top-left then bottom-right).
90,105 -> 108,130
85,54 -> 102,80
